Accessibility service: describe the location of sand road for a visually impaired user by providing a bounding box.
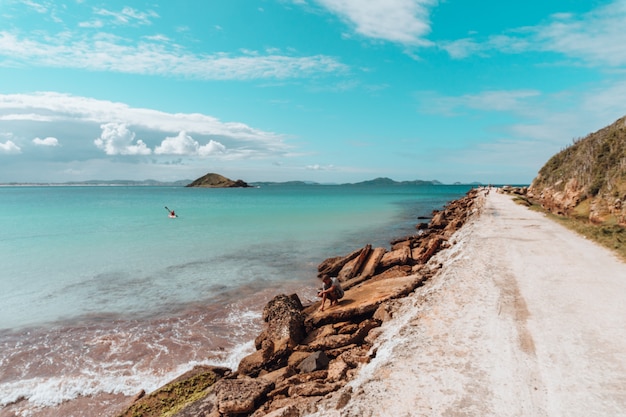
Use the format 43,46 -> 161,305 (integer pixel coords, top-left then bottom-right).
313,190 -> 626,417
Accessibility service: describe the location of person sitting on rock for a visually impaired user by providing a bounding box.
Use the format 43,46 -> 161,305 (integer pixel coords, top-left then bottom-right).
318,275 -> 344,311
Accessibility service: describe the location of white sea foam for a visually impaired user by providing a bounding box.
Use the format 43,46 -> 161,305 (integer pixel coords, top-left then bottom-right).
0,339 -> 256,409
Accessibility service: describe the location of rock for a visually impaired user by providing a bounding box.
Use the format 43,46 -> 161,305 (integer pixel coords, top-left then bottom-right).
213,378 -> 274,415
317,247 -> 363,277
338,244 -> 371,280
238,340 -> 277,376
259,293 -> 306,348
241,294 -> 306,376
429,210 -> 447,229
298,351 -> 330,373
327,359 -> 350,382
371,265 -> 412,281
418,236 -> 444,263
122,365 -> 228,417
305,274 -> 425,328
358,247 -> 387,280
288,381 -> 344,398
379,246 -> 412,269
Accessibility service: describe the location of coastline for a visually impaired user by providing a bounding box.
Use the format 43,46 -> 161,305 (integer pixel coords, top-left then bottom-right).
0,185 -> 474,417
116,189 -> 484,416
310,190 -> 626,416
10,187 -> 623,416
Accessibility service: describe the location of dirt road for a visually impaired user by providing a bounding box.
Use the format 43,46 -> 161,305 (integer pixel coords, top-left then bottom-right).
313,190 -> 626,417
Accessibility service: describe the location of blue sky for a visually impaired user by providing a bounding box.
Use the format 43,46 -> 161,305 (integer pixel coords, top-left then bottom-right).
1,0 -> 625,184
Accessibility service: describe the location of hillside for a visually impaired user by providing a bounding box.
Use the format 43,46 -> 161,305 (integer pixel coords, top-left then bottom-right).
528,115 -> 626,225
186,173 -> 251,188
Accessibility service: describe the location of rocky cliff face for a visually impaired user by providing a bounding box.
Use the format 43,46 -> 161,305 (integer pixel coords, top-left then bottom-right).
528,116 -> 626,225
186,173 -> 251,188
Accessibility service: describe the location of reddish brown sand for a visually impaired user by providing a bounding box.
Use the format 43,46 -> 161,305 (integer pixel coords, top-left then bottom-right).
309,191 -> 626,416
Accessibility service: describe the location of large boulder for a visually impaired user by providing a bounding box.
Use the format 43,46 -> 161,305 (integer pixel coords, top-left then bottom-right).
304,274 -> 426,328
240,294 -> 306,376
257,294 -> 306,348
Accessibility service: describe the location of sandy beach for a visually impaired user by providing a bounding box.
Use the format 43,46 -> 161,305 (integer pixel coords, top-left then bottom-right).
309,190 -> 626,416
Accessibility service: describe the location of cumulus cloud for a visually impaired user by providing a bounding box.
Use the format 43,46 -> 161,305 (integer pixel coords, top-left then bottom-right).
0,92 -> 289,162
312,0 -> 436,45
33,137 -> 59,146
0,140 -> 21,154
199,140 -> 227,156
94,123 -> 151,155
0,92 -> 286,148
154,131 -> 227,156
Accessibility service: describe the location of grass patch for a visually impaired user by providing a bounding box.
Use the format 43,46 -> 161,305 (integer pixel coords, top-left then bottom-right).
516,197 -> 626,261
544,211 -> 626,261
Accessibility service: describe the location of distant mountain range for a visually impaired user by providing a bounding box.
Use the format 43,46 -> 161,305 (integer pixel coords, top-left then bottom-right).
0,179 -> 192,187
251,177 -> 445,187
2,176 -> 483,187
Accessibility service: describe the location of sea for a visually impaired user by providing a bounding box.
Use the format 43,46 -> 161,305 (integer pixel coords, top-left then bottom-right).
0,183 -> 474,416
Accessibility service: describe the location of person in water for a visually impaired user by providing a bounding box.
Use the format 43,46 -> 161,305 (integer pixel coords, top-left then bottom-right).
318,275 -> 344,311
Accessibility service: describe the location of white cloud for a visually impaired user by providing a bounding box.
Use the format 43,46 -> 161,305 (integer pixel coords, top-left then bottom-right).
440,0 -> 626,67
312,0 -> 436,45
0,140 -> 21,154
0,30 -> 347,80
0,92 -> 292,162
154,131 -> 198,155
306,163 -> 334,171
417,89 -> 541,116
94,123 -> 151,155
0,92 -> 284,146
154,132 -> 228,157
33,136 -> 60,146
93,7 -> 159,26
199,140 -> 227,156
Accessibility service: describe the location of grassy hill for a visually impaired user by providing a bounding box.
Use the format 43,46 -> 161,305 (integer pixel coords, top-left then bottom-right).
528,115 -> 626,225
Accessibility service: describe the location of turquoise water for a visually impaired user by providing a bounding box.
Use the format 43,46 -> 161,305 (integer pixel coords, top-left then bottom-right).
0,184 -> 471,330
0,183 -> 473,413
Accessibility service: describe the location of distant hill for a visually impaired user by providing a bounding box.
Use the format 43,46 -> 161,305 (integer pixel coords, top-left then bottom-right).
186,173 -> 251,188
528,115 -> 626,224
251,178 -> 445,187
0,179 -> 192,187
347,177 -> 442,186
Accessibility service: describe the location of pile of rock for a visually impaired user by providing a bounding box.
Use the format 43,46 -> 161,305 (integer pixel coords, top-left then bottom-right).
118,189 -> 482,417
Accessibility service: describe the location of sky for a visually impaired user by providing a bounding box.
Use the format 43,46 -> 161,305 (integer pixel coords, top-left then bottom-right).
1,0 -> 625,185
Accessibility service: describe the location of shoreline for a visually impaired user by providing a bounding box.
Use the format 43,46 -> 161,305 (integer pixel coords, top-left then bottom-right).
115,188 -> 626,417
310,190 -> 626,416
116,189 -> 484,416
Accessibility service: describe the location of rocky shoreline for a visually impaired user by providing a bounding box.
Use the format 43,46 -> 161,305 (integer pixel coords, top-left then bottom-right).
117,188 -> 483,417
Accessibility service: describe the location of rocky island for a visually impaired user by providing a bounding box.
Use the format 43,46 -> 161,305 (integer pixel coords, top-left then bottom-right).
186,173 -> 251,188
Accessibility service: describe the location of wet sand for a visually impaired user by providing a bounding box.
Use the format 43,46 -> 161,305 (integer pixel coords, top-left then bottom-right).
312,190 -> 626,416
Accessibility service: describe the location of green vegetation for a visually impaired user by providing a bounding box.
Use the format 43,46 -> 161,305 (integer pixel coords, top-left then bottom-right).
532,116 -> 626,200
523,198 -> 626,261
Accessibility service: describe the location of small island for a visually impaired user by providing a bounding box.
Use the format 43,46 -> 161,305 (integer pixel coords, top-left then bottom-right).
186,173 -> 251,188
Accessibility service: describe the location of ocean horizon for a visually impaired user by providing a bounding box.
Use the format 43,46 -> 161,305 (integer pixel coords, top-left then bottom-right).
0,183 -> 475,416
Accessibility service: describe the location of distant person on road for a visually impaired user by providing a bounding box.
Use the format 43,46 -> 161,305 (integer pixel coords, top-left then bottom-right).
318,275 -> 344,311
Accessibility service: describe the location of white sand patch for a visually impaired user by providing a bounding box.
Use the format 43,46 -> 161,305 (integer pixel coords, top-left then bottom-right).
309,191 -> 626,417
